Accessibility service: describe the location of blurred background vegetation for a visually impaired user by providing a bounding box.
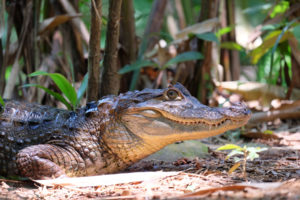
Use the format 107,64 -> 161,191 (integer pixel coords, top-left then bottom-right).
0,0 -> 299,111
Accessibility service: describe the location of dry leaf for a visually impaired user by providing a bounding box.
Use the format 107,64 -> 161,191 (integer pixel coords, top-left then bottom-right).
39,15 -> 81,35
35,171 -> 179,187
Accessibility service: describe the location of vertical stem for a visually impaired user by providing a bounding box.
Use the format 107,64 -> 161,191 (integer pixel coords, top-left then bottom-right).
87,0 -> 102,101
119,0 -> 137,92
243,150 -> 248,181
193,0 -> 219,103
100,0 -> 123,97
120,0 -> 137,63
227,0 -> 240,80
129,0 -> 168,90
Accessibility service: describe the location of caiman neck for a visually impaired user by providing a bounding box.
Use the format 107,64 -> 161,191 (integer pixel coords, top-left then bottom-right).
101,122 -> 169,166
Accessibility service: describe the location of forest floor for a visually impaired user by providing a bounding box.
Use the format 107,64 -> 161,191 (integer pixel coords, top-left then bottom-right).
0,119 -> 299,200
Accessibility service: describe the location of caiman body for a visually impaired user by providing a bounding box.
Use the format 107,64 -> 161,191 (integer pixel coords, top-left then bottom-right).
0,83 -> 251,179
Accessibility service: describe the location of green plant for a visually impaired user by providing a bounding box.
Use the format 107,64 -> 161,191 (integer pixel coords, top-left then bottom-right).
119,51 -> 203,74
0,95 -> 4,107
23,71 -> 88,110
217,144 -> 267,180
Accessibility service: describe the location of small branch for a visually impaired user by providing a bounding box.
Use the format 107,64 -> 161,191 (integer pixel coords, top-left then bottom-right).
249,106 -> 300,124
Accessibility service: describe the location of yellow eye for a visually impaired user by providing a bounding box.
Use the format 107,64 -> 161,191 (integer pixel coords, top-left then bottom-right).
166,89 -> 179,100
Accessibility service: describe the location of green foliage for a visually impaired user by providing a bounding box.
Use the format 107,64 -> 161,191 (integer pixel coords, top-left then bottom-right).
195,32 -> 219,44
23,83 -> 73,110
162,51 -> 203,69
77,73 -> 88,104
25,71 -> 88,110
217,144 -> 267,177
220,42 -> 244,51
119,51 -> 203,74
216,26 -> 233,38
29,71 -> 77,106
250,30 -> 293,64
0,95 -> 4,107
292,24 -> 300,46
270,0 -> 289,18
119,60 -> 158,74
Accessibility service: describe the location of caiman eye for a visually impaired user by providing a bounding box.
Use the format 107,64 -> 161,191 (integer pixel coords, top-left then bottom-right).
166,89 -> 179,100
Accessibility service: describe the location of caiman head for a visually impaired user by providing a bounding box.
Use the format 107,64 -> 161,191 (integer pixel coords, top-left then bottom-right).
95,83 -> 251,166
108,83 -> 251,147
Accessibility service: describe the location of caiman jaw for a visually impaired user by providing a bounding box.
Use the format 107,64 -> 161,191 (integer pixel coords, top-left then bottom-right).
125,103 -> 251,141
151,108 -> 248,126
131,105 -> 250,125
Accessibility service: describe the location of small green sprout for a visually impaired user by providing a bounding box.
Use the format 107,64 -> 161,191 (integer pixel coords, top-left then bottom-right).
23,71 -> 88,110
217,144 -> 267,180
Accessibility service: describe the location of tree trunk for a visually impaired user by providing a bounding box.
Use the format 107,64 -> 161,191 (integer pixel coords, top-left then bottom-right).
119,0 -> 137,93
226,0 -> 240,80
191,0 -> 219,104
130,0 -> 168,90
100,0 -> 123,97
87,0 -> 102,101
3,1 -> 33,99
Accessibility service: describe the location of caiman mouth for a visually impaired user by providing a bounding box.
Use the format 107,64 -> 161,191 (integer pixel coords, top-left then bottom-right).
124,101 -> 251,141
129,107 -> 250,128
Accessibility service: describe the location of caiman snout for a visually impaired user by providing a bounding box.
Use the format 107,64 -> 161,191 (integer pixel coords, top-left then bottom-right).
227,102 -> 251,118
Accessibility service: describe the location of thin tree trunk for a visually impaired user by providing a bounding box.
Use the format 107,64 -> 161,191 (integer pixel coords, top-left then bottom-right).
0,0 -> 5,95
3,1 -> 32,99
130,0 -> 168,90
119,0 -> 137,92
143,0 -> 168,53
220,0 -> 231,81
87,0 -> 102,102
192,0 -> 219,104
0,39 -> 3,95
100,0 -> 123,97
227,0 -> 240,80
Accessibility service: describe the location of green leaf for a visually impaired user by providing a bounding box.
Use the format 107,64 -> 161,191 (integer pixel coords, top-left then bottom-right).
220,42 -> 243,51
195,32 -> 219,43
29,71 -> 77,108
163,51 -> 203,69
22,84 -> 72,110
0,95 -> 4,107
216,26 -> 233,38
247,151 -> 259,161
119,60 -> 158,74
263,130 -> 274,135
261,24 -> 282,31
233,157 -> 242,163
246,147 -> 268,153
76,73 -> 88,106
250,30 -> 293,64
217,144 -> 244,151
292,24 -> 300,44
270,1 -> 289,19
225,149 -> 244,160
242,3 -> 272,14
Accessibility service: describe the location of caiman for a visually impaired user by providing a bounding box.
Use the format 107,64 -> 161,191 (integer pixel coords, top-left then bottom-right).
0,83 -> 251,179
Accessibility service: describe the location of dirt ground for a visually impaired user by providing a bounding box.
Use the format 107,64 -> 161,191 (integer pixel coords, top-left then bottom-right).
0,119 -> 299,200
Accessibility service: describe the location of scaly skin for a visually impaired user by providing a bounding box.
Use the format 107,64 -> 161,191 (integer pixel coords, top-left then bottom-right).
0,83 -> 251,179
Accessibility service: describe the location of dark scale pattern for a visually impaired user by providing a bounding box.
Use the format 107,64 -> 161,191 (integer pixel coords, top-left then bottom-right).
0,83 -> 251,179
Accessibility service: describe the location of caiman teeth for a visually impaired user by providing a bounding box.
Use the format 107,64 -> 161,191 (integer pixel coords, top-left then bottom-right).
168,117 -> 245,126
